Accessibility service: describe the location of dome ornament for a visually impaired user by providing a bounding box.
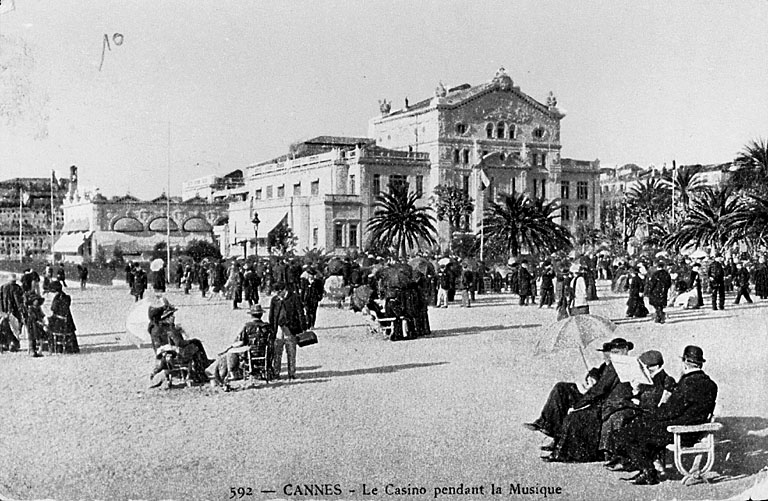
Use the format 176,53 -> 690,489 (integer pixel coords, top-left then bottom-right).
435,81 -> 447,98
493,66 -> 513,91
546,91 -> 558,108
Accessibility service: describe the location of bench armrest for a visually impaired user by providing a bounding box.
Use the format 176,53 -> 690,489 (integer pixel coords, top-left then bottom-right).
667,423 -> 723,434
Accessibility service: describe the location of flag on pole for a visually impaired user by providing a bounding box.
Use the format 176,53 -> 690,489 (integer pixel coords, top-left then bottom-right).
479,169 -> 491,191
21,190 -> 30,206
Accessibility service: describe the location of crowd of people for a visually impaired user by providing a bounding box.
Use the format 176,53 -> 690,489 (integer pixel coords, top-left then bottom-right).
0,269 -> 78,356
525,338 -> 718,485
610,251 -> 768,323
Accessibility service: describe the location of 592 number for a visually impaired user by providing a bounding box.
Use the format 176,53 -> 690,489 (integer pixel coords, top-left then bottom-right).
230,487 -> 253,498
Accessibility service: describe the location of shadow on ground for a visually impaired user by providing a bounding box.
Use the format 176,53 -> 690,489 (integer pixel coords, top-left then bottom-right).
303,361 -> 448,380
662,416 -> 768,484
428,324 -> 541,338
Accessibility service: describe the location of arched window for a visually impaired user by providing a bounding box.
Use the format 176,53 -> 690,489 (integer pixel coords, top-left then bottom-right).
461,149 -> 470,164
453,149 -> 460,163
509,124 -> 517,139
499,152 -> 506,162
486,123 -> 494,139
533,127 -> 546,140
497,122 -> 505,139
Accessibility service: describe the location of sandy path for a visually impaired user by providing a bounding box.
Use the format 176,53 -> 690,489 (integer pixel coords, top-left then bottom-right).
0,281 -> 765,500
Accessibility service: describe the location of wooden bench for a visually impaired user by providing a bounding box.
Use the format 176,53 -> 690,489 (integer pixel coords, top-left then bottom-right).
666,421 -> 723,485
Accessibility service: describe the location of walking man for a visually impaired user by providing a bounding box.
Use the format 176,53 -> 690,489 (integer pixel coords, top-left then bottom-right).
734,261 -> 753,304
646,260 -> 672,324
708,254 -> 726,310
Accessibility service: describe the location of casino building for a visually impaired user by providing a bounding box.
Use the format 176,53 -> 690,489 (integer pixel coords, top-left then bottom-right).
219,68 -> 602,257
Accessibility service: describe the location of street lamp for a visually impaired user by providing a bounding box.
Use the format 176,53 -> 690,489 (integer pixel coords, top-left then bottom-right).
251,213 -> 260,258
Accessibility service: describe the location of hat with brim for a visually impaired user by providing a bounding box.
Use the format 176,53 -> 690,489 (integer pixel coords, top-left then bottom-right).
597,337 -> 634,352
248,305 -> 264,316
160,305 -> 177,320
681,345 -> 706,364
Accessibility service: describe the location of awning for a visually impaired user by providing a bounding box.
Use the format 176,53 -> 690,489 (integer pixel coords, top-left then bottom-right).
53,232 -> 88,254
92,231 -> 212,254
253,211 -> 287,235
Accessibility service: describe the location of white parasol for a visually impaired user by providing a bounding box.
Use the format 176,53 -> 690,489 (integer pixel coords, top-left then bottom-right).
150,258 -> 164,272
123,298 -> 153,347
438,257 -> 451,266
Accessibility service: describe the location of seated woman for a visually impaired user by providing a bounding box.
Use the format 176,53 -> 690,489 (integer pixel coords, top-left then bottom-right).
48,281 -> 79,353
544,368 -> 603,462
206,304 -> 273,388
149,302 -> 211,387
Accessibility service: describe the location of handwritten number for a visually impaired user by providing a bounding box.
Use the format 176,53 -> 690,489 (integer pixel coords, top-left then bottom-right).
99,33 -> 124,72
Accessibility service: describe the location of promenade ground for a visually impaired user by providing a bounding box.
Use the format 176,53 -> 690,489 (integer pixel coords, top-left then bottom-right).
0,278 -> 766,500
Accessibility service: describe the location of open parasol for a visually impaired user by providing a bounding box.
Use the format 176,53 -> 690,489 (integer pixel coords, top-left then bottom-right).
150,258 -> 164,272
438,257 -> 451,266
535,314 -> 618,369
124,298 -> 154,347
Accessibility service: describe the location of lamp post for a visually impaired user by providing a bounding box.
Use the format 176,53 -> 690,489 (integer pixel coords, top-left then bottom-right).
251,213 -> 260,259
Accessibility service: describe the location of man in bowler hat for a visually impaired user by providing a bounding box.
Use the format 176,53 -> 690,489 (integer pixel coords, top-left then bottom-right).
609,345 -> 718,485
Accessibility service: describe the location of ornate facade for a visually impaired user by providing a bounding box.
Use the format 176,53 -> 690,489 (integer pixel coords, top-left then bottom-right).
56,166 -> 228,262
369,68 -> 601,243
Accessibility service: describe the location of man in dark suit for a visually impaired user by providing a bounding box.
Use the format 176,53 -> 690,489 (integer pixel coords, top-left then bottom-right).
733,261 -> 753,305
270,282 -> 307,380
646,260 -> 672,324
708,254 -> 726,310
610,345 -> 718,485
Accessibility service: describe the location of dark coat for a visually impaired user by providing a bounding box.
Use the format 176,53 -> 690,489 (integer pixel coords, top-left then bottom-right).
627,275 -> 643,299
574,362 -> 632,420
708,261 -> 725,285
518,267 -> 532,295
0,281 -> 25,321
49,291 -> 76,333
646,269 -> 672,307
269,291 -> 306,335
637,369 -> 677,410
755,263 -> 768,296
650,370 -> 718,427
735,267 -> 751,288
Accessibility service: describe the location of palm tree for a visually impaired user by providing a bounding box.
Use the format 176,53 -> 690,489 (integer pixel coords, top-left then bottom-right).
664,187 -> 741,252
482,192 -> 572,258
731,138 -> 768,196
626,177 -> 671,225
574,222 -> 601,254
662,165 -> 705,209
722,193 -> 768,248
366,184 -> 437,258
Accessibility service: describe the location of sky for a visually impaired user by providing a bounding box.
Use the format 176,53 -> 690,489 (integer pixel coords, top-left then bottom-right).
1,0 -> 767,199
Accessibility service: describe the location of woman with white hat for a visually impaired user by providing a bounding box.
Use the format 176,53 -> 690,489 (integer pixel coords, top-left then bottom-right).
570,263 -> 589,316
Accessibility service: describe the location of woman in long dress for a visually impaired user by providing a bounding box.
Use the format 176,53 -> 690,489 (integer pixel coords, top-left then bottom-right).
48,281 -> 79,353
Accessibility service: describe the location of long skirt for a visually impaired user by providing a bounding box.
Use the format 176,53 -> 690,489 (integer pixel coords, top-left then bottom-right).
553,405 -> 602,462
